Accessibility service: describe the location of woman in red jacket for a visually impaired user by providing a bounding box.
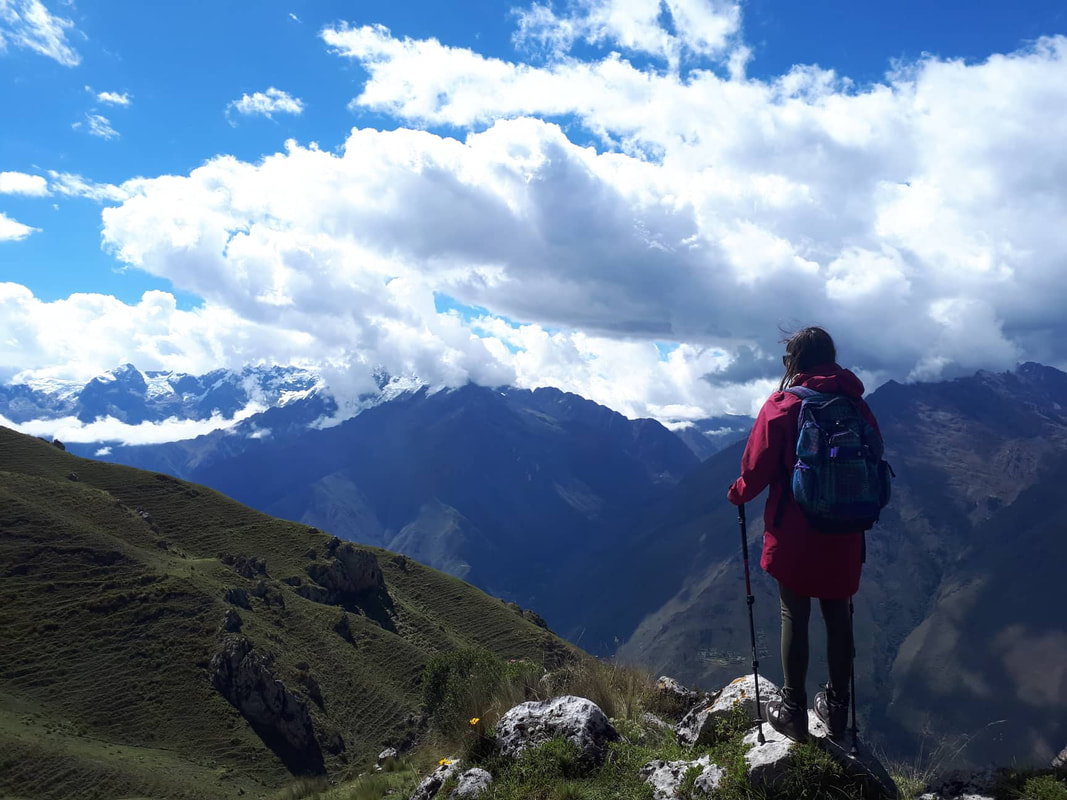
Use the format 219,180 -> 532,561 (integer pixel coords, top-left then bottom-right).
727,326 -> 881,743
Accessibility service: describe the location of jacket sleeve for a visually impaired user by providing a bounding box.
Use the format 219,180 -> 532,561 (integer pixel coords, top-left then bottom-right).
728,393 -> 791,505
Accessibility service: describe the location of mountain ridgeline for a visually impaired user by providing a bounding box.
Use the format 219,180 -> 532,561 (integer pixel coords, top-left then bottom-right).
4,361 -> 1066,775
0,427 -> 582,800
84,384 -> 700,621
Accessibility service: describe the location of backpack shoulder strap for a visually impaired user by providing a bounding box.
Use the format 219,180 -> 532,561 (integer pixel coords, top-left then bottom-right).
785,386 -> 819,400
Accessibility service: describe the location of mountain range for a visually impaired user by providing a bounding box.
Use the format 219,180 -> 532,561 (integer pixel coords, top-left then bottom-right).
3,361 -> 1066,770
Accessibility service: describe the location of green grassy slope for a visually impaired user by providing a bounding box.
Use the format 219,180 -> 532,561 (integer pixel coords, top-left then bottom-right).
0,427 -> 579,800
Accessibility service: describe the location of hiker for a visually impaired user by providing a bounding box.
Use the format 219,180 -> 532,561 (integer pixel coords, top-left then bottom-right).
727,326 -> 885,744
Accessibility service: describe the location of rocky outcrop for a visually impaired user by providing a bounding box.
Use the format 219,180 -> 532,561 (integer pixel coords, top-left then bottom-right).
677,674 -> 780,747
220,608 -> 242,633
655,675 -> 707,718
917,769 -> 997,800
495,695 -> 620,767
741,706 -> 897,799
410,758 -> 461,800
209,635 -> 324,774
1054,745 -> 1067,768
303,541 -> 384,604
640,755 -> 724,800
453,767 -> 493,798
222,554 -> 267,579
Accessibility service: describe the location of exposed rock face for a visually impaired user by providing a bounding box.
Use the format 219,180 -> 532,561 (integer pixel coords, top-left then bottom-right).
1054,744 -> 1067,768
656,675 -> 699,708
453,767 -> 493,798
209,635 -> 324,774
678,674 -> 780,747
377,747 -> 398,766
222,554 -> 267,579
304,541 -> 384,604
495,695 -> 620,766
220,608 -> 243,632
640,755 -> 723,800
409,758 -> 461,800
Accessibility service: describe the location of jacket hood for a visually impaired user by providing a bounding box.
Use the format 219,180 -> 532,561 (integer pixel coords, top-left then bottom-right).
794,363 -> 866,398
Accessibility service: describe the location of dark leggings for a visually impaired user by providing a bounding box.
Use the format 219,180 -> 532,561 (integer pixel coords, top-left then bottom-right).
778,581 -> 852,704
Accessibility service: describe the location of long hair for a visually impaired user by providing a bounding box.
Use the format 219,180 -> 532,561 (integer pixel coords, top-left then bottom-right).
778,326 -> 837,391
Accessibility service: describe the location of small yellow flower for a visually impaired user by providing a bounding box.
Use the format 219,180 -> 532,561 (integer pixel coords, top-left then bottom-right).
469,717 -> 481,726
439,758 -> 454,766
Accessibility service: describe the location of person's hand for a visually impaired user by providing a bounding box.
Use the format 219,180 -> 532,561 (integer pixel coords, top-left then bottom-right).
727,481 -> 741,505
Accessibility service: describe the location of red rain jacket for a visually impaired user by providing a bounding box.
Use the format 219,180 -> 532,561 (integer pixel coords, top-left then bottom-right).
727,363 -> 881,599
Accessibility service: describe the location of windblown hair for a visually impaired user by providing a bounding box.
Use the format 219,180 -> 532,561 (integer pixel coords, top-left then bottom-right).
779,326 -> 837,391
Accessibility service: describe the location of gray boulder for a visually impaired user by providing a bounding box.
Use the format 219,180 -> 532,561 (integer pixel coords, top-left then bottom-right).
742,710 -> 897,799
640,755 -> 724,800
453,767 -> 493,798
377,747 -> 398,767
209,635 -> 323,774
409,758 -> 461,800
678,674 -> 781,747
495,695 -> 620,766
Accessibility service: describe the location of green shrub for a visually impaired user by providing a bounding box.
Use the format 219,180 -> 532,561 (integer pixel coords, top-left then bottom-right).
423,647 -> 508,739
1021,774 -> 1067,800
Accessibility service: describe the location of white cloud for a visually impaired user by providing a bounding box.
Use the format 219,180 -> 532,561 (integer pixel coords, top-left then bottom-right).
95,89 -> 131,106
0,212 -> 38,241
0,0 -> 80,66
0,401 -> 265,445
0,171 -> 49,196
47,171 -> 129,202
513,0 -> 741,68
73,112 -> 119,139
7,8 -> 1067,426
227,87 -> 304,120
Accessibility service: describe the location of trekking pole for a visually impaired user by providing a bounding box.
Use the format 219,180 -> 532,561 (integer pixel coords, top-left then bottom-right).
848,597 -> 859,756
738,503 -> 766,745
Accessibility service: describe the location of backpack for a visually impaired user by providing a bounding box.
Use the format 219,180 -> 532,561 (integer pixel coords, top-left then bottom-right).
784,386 -> 893,533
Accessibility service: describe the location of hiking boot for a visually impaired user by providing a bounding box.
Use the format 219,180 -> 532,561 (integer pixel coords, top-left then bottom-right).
766,688 -> 808,743
814,687 -> 849,741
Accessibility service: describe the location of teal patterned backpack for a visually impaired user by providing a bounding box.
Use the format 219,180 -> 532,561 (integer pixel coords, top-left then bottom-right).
785,387 -> 893,533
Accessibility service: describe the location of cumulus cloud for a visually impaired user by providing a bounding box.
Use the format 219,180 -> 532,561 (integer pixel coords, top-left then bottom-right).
227,87 -> 304,120
0,212 -> 38,241
7,6 -> 1067,426
0,171 -> 49,196
73,112 -> 119,139
0,0 -> 80,66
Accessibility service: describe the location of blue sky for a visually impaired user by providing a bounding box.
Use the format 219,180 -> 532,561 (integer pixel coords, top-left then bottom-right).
2,0 -> 1067,425
3,0 -> 1063,303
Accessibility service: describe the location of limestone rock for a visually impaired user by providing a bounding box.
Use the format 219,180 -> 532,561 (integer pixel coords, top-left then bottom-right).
641,712 -> 672,731
678,674 -> 781,747
656,675 -> 703,716
743,718 -> 796,788
409,758 -> 461,800
305,542 -> 384,603
742,710 -> 897,799
640,755 -> 724,800
495,695 -> 620,766
209,635 -> 323,774
453,767 -> 493,798
1054,744 -> 1067,768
